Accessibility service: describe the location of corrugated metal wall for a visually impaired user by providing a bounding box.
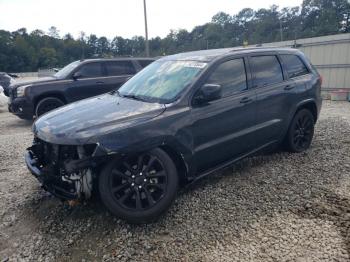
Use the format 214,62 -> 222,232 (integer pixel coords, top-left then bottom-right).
251,33 -> 350,91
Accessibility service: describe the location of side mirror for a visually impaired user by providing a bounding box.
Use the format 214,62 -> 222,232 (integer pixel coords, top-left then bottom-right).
72,72 -> 82,80
194,83 -> 222,104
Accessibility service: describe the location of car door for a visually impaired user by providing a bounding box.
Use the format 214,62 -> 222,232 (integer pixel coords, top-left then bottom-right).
249,53 -> 295,148
66,62 -> 106,102
102,60 -> 138,92
190,57 -> 257,172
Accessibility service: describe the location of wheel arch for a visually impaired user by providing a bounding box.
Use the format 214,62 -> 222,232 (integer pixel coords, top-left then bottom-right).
97,136 -> 194,185
295,99 -> 318,123
159,144 -> 190,185
34,92 -> 67,109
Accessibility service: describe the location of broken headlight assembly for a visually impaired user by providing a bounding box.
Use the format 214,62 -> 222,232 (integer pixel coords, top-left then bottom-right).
26,138 -> 111,200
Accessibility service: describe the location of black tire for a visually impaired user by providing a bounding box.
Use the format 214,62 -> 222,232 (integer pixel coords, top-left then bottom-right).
285,109 -> 315,153
35,97 -> 64,117
99,148 -> 178,223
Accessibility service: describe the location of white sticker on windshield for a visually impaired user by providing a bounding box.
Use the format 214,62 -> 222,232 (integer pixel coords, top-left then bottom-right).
184,62 -> 207,69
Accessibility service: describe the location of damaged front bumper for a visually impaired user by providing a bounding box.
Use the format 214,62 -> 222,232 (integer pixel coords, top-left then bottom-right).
25,150 -> 78,199
25,138 -> 112,200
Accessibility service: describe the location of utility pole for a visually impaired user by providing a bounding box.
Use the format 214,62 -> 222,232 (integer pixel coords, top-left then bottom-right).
143,0 -> 150,57
279,19 -> 283,42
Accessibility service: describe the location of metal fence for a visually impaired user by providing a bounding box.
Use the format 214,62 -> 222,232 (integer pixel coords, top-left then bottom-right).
38,68 -> 56,77
11,33 -> 350,93
249,33 -> 350,93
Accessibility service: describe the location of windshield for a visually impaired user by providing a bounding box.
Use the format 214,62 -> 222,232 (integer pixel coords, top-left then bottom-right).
118,60 -> 207,103
54,61 -> 80,79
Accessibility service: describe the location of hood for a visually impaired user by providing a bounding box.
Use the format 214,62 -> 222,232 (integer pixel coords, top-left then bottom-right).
11,76 -> 57,88
33,94 -> 166,145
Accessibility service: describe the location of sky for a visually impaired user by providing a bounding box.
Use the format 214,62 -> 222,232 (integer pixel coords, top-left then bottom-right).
0,0 -> 303,39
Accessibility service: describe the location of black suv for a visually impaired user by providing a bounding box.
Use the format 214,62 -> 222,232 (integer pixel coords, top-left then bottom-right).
8,58 -> 155,119
0,72 -> 15,95
25,47 -> 322,223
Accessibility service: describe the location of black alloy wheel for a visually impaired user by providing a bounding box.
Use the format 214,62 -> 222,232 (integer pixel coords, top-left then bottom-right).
99,148 -> 178,223
35,97 -> 65,117
286,109 -> 315,153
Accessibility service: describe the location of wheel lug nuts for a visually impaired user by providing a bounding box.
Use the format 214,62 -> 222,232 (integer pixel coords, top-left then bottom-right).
144,179 -> 147,182
139,172 -> 143,176
131,175 -> 135,178
131,183 -> 135,186
138,185 -> 142,189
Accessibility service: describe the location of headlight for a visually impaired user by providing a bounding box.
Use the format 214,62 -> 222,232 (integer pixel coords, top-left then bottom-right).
16,85 -> 30,97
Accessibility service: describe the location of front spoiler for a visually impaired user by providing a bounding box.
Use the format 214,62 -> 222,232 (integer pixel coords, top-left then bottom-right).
25,151 -> 78,200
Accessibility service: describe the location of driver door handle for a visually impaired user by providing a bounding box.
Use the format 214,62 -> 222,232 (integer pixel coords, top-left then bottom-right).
284,84 -> 295,90
240,97 -> 253,104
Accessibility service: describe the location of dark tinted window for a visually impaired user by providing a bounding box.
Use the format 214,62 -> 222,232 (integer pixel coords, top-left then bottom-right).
281,54 -> 309,78
206,58 -> 247,97
138,60 -> 154,68
76,63 -> 103,78
250,55 -> 283,87
105,61 -> 136,76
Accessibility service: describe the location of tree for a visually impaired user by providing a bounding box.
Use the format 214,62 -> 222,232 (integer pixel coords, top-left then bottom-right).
38,47 -> 57,68
48,26 -> 60,38
212,12 -> 232,26
0,0 -> 349,72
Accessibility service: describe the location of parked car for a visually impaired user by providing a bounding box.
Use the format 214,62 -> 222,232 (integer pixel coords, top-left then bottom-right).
0,85 -> 8,108
8,58 -> 155,119
0,72 -> 15,96
25,47 -> 322,223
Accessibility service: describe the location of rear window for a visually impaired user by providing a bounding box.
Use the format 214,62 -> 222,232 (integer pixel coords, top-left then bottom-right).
280,54 -> 309,78
138,60 -> 154,68
105,61 -> 136,76
250,55 -> 284,87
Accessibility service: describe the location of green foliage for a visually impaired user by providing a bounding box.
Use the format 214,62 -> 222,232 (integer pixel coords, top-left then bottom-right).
0,0 -> 349,72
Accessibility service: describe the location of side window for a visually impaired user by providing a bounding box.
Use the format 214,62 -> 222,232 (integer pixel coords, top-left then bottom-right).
138,60 -> 154,68
206,58 -> 247,97
105,61 -> 136,76
75,63 -> 103,78
250,55 -> 283,87
280,54 -> 309,78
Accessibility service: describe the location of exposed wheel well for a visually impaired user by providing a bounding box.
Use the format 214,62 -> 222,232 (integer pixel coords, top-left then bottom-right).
159,145 -> 189,185
34,93 -> 67,109
297,102 -> 318,123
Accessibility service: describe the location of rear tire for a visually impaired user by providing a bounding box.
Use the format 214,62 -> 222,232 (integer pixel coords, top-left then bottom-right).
99,148 -> 178,224
35,97 -> 64,117
285,109 -> 315,153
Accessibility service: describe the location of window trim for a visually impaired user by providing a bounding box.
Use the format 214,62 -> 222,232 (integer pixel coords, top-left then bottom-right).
103,60 -> 136,76
191,56 -> 249,104
248,53 -> 286,89
279,54 -> 311,80
71,61 -> 104,79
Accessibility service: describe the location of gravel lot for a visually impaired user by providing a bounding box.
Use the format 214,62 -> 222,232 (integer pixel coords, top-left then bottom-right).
1,101 -> 350,262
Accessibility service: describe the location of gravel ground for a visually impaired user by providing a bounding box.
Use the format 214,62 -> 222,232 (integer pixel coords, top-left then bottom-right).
0,101 -> 350,262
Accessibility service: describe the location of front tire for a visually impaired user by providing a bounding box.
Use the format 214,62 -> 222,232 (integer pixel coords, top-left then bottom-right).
285,109 -> 315,153
99,148 -> 178,223
35,97 -> 64,117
